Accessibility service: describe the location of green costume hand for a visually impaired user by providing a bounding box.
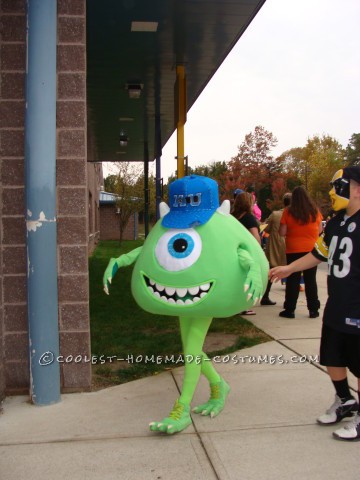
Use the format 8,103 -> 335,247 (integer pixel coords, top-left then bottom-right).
238,247 -> 264,306
103,246 -> 143,295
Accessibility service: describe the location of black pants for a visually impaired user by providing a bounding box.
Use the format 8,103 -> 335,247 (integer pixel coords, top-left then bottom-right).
284,252 -> 320,313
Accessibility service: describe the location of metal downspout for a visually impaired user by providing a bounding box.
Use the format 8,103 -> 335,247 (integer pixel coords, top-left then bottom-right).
25,0 -> 60,405
144,142 -> 149,237
155,114 -> 162,220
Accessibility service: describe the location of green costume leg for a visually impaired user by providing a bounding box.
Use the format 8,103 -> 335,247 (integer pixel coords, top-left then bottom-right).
149,316 -> 212,434
180,316 -> 230,417
178,316 -> 213,405
179,319 -> 231,418
179,316 -> 220,384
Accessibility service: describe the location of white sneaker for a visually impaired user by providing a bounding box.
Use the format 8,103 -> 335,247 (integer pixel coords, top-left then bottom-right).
317,395 -> 358,425
333,413 -> 360,441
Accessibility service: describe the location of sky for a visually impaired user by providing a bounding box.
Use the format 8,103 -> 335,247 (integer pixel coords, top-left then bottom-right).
157,0 -> 360,181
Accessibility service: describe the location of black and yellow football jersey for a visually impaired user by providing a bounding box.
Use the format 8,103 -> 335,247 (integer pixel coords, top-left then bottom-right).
312,209 -> 360,335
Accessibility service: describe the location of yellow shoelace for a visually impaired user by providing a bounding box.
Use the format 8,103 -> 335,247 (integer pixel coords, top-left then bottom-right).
169,401 -> 184,420
210,383 -> 220,400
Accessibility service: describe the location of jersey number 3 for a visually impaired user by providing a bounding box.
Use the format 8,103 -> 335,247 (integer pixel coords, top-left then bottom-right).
327,236 -> 353,278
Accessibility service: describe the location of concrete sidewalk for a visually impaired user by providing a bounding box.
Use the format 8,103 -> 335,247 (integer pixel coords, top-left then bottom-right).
0,265 -> 358,480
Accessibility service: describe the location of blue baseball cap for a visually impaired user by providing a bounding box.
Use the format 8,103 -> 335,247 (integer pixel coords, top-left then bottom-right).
162,175 -> 220,229
234,188 -> 244,196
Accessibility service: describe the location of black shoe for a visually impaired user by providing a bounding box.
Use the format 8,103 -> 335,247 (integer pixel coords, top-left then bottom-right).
309,311 -> 319,318
261,298 -> 276,306
279,310 -> 295,318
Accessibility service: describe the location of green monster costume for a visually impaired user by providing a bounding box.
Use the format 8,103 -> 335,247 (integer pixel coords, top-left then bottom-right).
103,175 -> 269,434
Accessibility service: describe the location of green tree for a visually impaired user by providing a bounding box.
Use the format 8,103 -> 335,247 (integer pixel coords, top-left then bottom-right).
277,147 -> 306,179
189,160 -> 227,178
345,133 -> 360,166
165,161 -> 228,197
133,173 -> 157,222
105,162 -> 143,244
104,174 -> 118,192
304,135 -> 345,209
190,161 -> 228,195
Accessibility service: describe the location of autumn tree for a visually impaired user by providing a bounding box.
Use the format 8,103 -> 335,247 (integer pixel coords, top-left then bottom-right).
269,177 -> 288,210
345,133 -> 360,166
223,126 -> 289,216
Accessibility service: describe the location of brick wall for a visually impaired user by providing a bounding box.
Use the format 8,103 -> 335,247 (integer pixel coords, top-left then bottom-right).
0,0 -> 92,396
100,204 -> 138,241
57,0 -> 91,391
0,0 -> 28,394
0,1 -> 3,402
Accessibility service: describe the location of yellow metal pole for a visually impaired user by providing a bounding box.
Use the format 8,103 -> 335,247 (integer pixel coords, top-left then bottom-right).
177,123 -> 185,178
176,65 -> 186,178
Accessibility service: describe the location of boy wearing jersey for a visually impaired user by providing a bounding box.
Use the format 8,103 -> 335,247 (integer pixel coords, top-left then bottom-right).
269,166 -> 360,441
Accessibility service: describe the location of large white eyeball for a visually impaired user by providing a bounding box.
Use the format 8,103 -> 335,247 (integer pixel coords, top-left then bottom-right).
155,229 -> 202,271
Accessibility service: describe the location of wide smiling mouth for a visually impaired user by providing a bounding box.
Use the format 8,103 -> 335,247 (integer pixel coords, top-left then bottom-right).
143,275 -> 213,305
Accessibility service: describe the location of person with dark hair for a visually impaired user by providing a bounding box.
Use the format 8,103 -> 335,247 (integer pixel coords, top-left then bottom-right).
279,186 -> 323,318
232,191 -> 260,315
261,193 -> 291,305
232,191 -> 261,245
270,166 -> 360,441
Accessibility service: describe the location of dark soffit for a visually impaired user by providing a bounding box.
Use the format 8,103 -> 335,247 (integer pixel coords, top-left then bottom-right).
86,0 -> 266,164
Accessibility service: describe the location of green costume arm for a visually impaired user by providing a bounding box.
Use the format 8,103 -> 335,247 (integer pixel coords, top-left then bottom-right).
103,246 -> 143,295
237,246 -> 264,305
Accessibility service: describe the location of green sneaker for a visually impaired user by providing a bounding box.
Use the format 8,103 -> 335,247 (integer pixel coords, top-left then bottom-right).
193,377 -> 230,417
149,399 -> 192,434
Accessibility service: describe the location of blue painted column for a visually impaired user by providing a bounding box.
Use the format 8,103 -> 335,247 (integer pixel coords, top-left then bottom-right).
25,0 -> 60,405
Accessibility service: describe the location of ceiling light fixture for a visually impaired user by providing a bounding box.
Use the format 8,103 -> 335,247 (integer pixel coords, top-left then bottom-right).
131,21 -> 158,32
119,130 -> 128,147
125,83 -> 143,99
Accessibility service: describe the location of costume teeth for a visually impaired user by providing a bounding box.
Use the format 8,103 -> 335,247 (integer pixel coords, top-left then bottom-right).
145,276 -> 212,305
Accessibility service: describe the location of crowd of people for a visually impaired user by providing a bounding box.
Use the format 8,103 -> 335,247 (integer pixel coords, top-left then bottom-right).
231,186 -> 319,316
231,166 -> 360,442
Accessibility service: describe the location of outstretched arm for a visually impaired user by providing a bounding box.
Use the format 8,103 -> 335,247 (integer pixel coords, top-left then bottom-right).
237,247 -> 264,305
269,252 -> 321,282
103,246 -> 143,295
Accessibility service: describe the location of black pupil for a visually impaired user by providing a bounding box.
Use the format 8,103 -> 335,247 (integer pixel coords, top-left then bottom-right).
173,238 -> 188,253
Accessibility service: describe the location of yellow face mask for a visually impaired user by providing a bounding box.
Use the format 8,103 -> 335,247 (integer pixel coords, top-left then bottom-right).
329,169 -> 350,211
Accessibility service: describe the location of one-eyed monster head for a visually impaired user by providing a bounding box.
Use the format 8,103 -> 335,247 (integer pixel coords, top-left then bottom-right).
131,175 -> 268,318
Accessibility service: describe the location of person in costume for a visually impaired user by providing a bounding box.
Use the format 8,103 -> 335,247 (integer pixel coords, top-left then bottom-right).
270,166 -> 360,441
261,193 -> 291,306
103,175 -> 268,434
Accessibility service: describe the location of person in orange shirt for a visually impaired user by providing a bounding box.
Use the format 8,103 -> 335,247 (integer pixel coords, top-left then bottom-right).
279,186 -> 323,318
